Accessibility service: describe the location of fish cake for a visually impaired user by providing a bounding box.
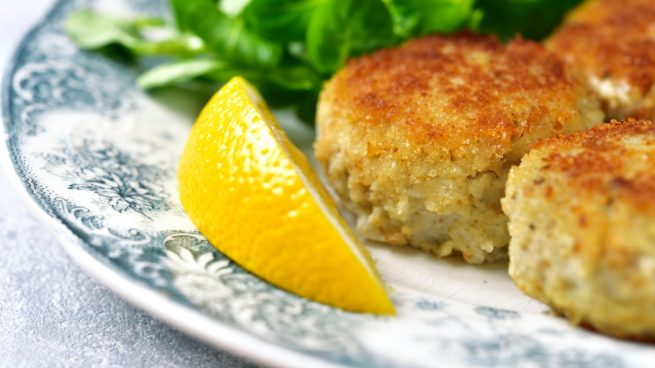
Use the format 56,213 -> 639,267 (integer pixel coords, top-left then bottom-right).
547,0 -> 655,120
315,32 -> 603,263
503,119 -> 655,338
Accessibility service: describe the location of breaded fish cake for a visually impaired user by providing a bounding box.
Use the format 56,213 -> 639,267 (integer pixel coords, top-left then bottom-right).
503,119 -> 655,338
315,32 -> 603,264
547,0 -> 655,120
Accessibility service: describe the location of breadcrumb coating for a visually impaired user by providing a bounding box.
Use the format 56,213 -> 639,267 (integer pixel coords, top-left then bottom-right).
315,32 -> 603,263
547,0 -> 655,119
503,119 -> 655,337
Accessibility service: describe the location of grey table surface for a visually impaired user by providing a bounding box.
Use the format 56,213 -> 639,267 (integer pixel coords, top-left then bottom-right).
0,2 -> 258,367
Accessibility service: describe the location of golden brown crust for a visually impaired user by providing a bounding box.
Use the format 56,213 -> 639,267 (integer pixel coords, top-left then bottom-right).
330,32 -> 589,152
547,0 -> 655,119
503,118 -> 655,338
315,32 -> 603,263
548,0 -> 655,93
533,119 -> 655,213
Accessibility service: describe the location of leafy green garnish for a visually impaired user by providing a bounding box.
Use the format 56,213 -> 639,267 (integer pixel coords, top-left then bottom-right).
66,0 -> 583,124
242,0 -> 325,43
170,0 -> 282,68
137,58 -> 224,89
65,10 -> 204,57
384,0 -> 477,37
477,0 -> 581,40
306,0 -> 396,75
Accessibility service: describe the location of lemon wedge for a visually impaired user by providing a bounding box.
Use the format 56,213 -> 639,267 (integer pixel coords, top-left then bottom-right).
178,77 -> 394,314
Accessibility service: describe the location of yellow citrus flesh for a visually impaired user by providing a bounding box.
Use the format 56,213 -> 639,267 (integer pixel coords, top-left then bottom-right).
178,77 -> 395,315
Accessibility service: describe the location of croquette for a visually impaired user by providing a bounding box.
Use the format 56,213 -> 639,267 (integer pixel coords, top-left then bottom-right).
503,119 -> 655,338
315,32 -> 604,264
547,0 -> 655,120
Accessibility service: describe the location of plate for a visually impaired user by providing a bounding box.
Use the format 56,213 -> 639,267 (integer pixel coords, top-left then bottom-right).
3,0 -> 654,367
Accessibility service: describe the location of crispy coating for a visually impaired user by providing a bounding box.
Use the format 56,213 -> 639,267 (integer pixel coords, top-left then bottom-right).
547,0 -> 655,119
535,119 -> 655,213
315,32 -> 603,263
503,119 -> 655,338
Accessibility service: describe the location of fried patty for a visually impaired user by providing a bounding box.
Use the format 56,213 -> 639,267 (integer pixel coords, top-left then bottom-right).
503,119 -> 655,338
547,0 -> 655,120
315,32 -> 603,264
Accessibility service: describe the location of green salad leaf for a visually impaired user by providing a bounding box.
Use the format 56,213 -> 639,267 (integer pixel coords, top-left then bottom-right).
170,0 -> 282,68
242,0 -> 325,43
64,10 -> 146,50
65,10 -> 204,57
384,0 -> 477,37
477,0 -> 582,40
65,0 -> 583,124
306,0 -> 396,75
137,58 -> 224,89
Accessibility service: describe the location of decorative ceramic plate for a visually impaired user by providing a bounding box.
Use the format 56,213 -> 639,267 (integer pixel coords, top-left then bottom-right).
3,0 -> 655,367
